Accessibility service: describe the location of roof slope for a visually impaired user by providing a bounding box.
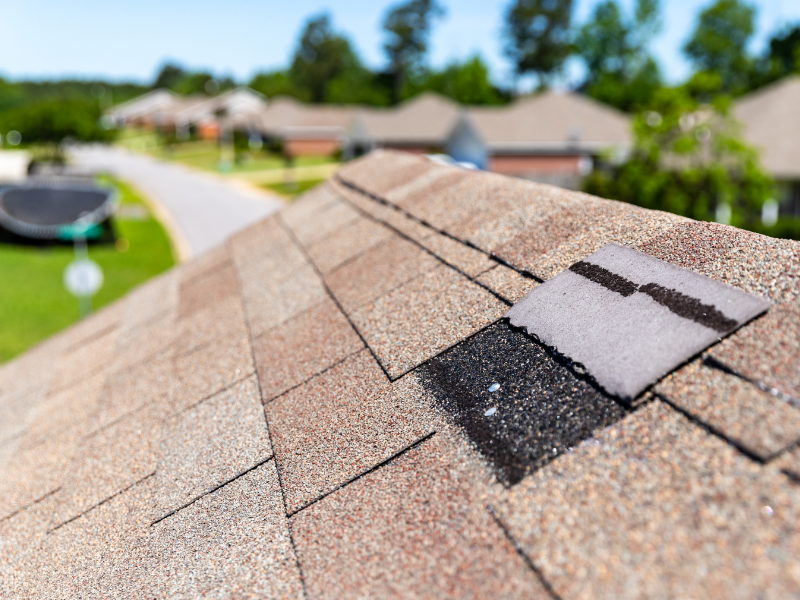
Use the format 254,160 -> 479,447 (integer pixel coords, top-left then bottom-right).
1,151 -> 800,598
175,86 -> 268,126
735,75 -> 800,179
350,92 -> 461,146
108,89 -> 179,121
468,91 -> 632,152
252,97 -> 355,137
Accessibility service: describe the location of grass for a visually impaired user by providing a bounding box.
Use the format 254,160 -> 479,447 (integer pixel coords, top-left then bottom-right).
0,178 -> 175,363
115,127 -> 161,152
262,178 -> 327,199
116,130 -> 337,174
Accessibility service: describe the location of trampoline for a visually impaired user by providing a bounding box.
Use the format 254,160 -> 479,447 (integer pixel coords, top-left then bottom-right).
0,179 -> 117,240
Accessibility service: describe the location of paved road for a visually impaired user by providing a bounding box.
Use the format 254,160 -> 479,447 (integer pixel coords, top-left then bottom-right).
71,145 -> 283,259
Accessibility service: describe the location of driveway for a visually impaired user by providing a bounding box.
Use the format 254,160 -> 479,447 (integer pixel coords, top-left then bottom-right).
71,145 -> 283,260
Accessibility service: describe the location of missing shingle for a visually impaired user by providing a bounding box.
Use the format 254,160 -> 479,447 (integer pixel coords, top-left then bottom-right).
418,320 -> 629,486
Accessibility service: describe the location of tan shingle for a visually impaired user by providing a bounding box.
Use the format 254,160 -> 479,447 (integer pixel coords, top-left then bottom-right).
495,400 -> 800,600
291,432 -> 550,599
266,350 -> 433,514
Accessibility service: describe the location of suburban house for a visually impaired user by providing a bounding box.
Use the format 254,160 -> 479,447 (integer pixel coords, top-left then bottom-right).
347,92 -> 461,156
455,92 -> 632,189
735,75 -> 800,218
109,89 -> 631,186
108,89 -> 184,130
252,97 -> 354,157
343,91 -> 631,189
174,87 -> 268,140
107,87 -> 267,140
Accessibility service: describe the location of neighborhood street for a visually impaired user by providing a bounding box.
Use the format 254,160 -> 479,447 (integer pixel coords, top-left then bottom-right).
71,145 -> 283,259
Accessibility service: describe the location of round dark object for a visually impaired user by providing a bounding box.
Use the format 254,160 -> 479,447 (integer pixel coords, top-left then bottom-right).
3,188 -> 108,225
0,180 -> 116,239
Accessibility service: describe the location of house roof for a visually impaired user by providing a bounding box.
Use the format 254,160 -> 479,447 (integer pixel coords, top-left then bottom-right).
2,150 -> 800,598
108,87 -> 268,129
735,75 -> 800,179
173,86 -> 268,127
349,92 -> 461,146
467,91 -> 632,154
108,88 -> 181,122
248,97 -> 355,139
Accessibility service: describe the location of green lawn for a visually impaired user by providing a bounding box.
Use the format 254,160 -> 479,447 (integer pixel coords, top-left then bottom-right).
0,178 -> 175,362
117,131 -> 337,174
262,178 -> 327,199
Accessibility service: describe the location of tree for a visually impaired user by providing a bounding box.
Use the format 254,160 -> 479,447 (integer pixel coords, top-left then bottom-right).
0,99 -> 115,161
407,56 -> 509,105
583,88 -> 773,231
383,0 -> 445,102
290,13 -> 361,103
503,0 -> 573,89
152,63 -> 185,90
0,78 -> 25,113
684,0 -> 755,94
748,24 -> 800,91
172,72 -> 215,96
574,0 -> 662,111
249,71 -> 300,99
767,24 -> 800,75
326,69 -> 392,105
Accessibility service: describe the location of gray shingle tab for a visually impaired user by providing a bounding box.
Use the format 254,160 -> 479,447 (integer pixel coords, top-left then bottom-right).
506,243 -> 771,400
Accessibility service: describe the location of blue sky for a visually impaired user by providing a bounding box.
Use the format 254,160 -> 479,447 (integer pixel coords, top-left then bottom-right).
0,0 -> 798,87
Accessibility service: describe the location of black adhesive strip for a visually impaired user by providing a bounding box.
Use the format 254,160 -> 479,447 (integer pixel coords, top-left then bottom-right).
569,261 -> 737,333
638,282 -> 738,333
569,261 -> 637,297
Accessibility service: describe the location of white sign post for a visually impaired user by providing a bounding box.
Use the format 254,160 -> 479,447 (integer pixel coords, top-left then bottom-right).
64,238 -> 103,318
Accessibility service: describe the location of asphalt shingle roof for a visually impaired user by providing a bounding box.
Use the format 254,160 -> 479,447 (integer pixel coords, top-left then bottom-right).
467,91 -> 632,152
1,150 -> 799,598
349,92 -> 461,147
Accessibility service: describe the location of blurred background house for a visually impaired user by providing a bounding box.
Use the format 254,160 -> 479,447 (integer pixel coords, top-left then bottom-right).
459,92 -> 631,189
108,87 -> 633,190
346,92 -> 460,156
735,76 -> 800,219
109,87 -> 268,140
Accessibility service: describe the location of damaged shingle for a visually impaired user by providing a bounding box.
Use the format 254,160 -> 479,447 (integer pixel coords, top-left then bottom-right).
507,244 -> 771,401
418,320 -> 629,486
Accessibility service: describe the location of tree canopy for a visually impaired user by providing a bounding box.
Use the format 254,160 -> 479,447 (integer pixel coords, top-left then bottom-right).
583,88 -> 772,229
289,14 -> 363,103
0,99 -> 114,147
151,63 -> 234,96
406,56 -> 508,105
748,24 -> 800,90
503,0 -> 573,87
683,0 -> 755,94
575,0 -> 662,111
383,0 -> 445,101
